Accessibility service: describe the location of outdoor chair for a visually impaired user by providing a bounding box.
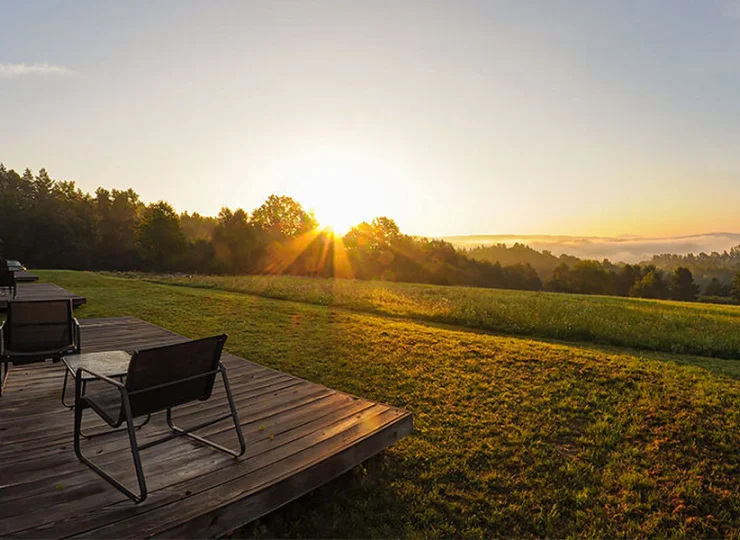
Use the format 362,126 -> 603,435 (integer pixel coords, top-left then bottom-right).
0,299 -> 81,396
0,269 -> 16,299
74,334 -> 246,503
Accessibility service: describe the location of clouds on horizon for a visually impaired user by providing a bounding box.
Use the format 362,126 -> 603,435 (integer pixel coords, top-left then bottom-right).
446,233 -> 740,263
0,63 -> 75,79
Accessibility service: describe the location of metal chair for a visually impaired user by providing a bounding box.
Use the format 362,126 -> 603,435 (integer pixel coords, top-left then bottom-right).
0,269 -> 16,299
74,334 -> 246,503
0,299 -> 81,396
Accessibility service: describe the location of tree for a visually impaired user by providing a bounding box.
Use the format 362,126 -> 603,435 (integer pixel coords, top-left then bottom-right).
615,264 -> 640,296
668,267 -> 699,301
96,187 -> 142,269
137,201 -> 186,270
547,263 -> 572,292
731,272 -> 740,302
630,266 -> 669,299
569,260 -> 612,295
211,208 -> 259,272
251,195 -> 317,239
369,217 -> 402,249
503,263 -> 542,291
704,277 -> 730,297
180,211 -> 218,241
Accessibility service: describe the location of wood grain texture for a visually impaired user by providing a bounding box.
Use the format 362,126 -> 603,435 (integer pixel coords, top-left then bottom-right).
0,282 -> 86,310
0,317 -> 413,539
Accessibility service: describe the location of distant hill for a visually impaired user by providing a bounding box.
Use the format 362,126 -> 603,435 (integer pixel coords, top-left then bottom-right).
443,232 -> 740,264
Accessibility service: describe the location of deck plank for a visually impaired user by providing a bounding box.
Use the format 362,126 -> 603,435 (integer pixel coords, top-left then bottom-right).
0,282 -> 86,310
12,271 -> 39,283
0,317 -> 413,538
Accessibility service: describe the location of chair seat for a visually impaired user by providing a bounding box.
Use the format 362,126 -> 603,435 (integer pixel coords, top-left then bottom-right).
6,344 -> 76,364
83,387 -> 123,427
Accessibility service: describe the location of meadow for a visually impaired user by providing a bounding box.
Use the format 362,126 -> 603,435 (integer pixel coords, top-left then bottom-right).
119,272 -> 740,360
35,270 -> 740,538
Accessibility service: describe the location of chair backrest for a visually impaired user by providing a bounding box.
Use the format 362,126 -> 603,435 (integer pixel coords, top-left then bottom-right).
124,335 -> 227,418
0,270 -> 15,287
5,299 -> 75,355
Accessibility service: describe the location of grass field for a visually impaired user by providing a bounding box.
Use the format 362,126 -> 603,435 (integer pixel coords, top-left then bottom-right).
34,270 -> 740,537
121,272 -> 740,359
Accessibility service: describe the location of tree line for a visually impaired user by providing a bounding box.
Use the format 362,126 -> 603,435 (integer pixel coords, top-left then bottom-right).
546,260 -> 701,301
646,249 -> 740,292
0,165 -> 542,290
4,164 -> 740,304
466,242 -> 580,279
468,242 -> 740,303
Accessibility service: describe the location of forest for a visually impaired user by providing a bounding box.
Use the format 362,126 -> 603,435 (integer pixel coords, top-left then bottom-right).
2,164 -> 740,303
0,165 -> 541,290
467,242 -> 740,302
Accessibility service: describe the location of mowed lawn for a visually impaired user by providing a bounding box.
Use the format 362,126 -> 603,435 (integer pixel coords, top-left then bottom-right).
37,271 -> 740,538
128,272 -> 740,359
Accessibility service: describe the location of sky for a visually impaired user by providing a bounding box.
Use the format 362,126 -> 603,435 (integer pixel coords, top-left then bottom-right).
2,0 -> 740,237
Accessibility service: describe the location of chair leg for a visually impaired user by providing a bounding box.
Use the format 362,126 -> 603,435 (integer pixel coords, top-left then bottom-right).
61,370 -> 75,409
165,366 -> 246,457
73,382 -> 148,503
0,362 -> 7,397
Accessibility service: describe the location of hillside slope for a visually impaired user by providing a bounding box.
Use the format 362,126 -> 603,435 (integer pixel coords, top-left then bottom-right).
35,270 -> 740,537
98,271 -> 740,360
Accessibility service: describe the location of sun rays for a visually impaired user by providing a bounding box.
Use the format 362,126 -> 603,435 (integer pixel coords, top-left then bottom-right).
262,227 -> 355,279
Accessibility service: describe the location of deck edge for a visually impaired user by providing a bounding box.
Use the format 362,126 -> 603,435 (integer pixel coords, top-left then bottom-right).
155,412 -> 414,539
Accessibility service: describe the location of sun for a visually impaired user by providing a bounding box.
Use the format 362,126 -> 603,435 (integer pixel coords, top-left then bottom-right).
295,155 -> 387,235
272,145 -> 410,236
315,204 -> 357,236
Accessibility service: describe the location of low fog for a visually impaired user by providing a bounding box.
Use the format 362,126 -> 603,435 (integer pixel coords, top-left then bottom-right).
444,233 -> 740,263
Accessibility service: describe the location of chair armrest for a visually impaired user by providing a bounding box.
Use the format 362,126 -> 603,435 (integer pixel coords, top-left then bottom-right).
77,367 -> 125,389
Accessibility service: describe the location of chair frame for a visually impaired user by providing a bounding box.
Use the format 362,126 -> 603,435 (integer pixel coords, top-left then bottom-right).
73,348 -> 246,503
62,368 -> 152,436
0,361 -> 6,396
0,299 -> 81,397
0,269 -> 16,299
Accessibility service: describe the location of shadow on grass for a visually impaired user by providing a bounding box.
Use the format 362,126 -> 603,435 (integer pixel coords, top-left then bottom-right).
70,271 -> 740,384
230,451 -> 418,539
132,272 -> 740,366
365,314 -> 740,383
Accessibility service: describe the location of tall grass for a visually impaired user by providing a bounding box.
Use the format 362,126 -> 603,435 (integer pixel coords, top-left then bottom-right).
121,272 -> 740,359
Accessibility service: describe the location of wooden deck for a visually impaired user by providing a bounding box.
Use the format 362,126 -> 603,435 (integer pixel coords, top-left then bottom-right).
0,317 -> 413,538
13,271 -> 39,283
0,282 -> 86,310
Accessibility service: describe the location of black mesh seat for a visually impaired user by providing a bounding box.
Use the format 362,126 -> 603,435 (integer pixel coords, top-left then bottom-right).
83,387 -> 124,426
73,334 -> 246,504
0,299 -> 81,396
